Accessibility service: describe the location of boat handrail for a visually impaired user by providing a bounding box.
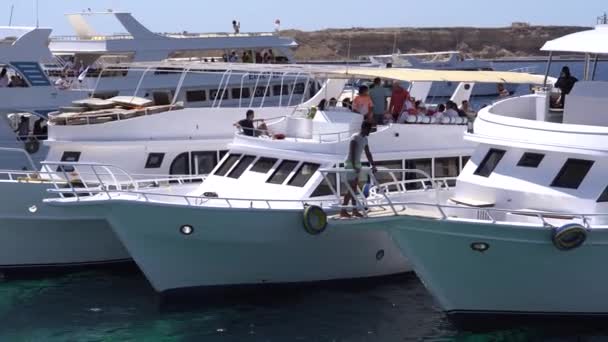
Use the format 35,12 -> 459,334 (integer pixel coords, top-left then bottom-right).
51,31 -> 278,42
0,168 -> 206,184
0,147 -> 37,171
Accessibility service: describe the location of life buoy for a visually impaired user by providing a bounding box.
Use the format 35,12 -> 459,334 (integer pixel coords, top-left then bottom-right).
24,139 -> 40,154
302,205 -> 327,235
552,223 -> 587,251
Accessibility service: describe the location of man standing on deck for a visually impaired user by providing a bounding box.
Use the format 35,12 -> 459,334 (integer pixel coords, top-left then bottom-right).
340,121 -> 377,218
368,77 -> 387,124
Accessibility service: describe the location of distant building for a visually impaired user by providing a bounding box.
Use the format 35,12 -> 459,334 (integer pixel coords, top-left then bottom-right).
511,22 -> 531,28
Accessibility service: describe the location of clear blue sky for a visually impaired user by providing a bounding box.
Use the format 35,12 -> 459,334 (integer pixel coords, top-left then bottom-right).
4,0 -> 607,35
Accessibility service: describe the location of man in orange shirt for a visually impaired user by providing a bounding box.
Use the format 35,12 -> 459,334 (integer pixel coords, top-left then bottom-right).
352,85 -> 374,122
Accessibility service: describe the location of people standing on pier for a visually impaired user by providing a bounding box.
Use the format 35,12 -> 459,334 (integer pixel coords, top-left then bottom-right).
368,77 -> 387,124
352,86 -> 374,122
555,66 -> 578,108
340,121 -> 377,218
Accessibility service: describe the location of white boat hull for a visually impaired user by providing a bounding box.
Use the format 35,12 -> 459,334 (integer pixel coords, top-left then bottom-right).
104,201 -> 411,293
384,215 -> 608,317
0,182 -> 129,268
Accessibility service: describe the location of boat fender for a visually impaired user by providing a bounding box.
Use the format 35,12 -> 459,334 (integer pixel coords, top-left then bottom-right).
302,205 -> 327,235
24,139 -> 40,154
552,223 -> 587,251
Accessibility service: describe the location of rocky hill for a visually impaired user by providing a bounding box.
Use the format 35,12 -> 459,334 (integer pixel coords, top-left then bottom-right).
282,25 -> 590,61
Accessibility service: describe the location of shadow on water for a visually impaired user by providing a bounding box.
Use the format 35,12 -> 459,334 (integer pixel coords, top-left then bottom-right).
0,268 -> 607,340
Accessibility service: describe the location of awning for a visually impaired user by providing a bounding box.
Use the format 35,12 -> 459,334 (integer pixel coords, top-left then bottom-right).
541,25 -> 608,55
105,61 -> 547,85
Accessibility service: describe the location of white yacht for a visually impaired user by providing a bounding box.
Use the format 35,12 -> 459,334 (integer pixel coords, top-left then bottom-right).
327,25 -> 608,322
41,66 -> 545,290
366,51 -> 519,97
47,12 -> 298,101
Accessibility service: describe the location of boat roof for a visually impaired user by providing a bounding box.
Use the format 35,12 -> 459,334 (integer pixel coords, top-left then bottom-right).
369,51 -> 461,58
0,26 -> 54,62
541,25 -> 608,55
111,61 -> 547,84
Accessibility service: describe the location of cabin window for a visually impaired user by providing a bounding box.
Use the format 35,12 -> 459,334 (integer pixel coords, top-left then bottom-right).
551,159 -> 594,190
293,83 -> 305,95
231,88 -> 251,99
228,155 -> 256,179
145,153 -> 165,169
311,173 -> 338,197
57,151 -> 81,172
461,156 -> 471,170
405,159 -> 432,190
375,160 -> 403,191
214,153 -> 242,176
517,153 -> 545,168
267,160 -> 298,185
209,89 -> 229,101
474,149 -> 506,177
288,163 -> 320,187
186,90 -> 207,102
254,86 -> 270,98
250,157 -> 278,174
273,84 -> 290,97
435,157 -> 460,186
191,151 -> 217,175
598,186 -> 608,203
153,92 -> 172,105
219,150 -> 229,160
169,152 -> 190,175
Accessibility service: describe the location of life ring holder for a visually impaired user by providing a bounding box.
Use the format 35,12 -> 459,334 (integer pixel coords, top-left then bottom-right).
552,223 -> 587,251
24,138 -> 40,154
302,204 -> 327,235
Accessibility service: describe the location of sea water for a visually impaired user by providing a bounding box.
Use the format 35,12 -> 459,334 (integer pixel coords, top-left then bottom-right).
2,61 -> 608,341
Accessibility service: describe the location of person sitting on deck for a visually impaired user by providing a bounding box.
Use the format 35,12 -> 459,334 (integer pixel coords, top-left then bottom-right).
234,109 -> 267,137
340,121 -> 377,218
352,85 -> 374,122
554,66 -> 578,108
0,68 -> 8,88
444,101 -> 459,118
497,83 -> 510,97
33,118 -> 47,140
459,100 -> 476,120
54,74 -> 70,90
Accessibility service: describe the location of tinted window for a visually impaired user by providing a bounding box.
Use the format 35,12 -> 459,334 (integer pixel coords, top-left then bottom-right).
288,163 -> 320,187
267,160 -> 298,184
517,153 -> 545,168
250,157 -> 277,173
293,83 -> 305,95
214,154 -> 241,176
474,149 -> 506,177
273,84 -> 290,96
254,86 -> 270,98
209,89 -> 229,100
231,88 -> 251,99
405,159 -> 432,190
461,156 -> 471,170
186,90 -> 206,102
191,151 -> 217,175
57,151 -> 81,172
551,159 -> 594,189
145,153 -> 165,169
598,185 -> 608,203
228,155 -> 256,179
435,157 -> 460,186
169,152 -> 190,175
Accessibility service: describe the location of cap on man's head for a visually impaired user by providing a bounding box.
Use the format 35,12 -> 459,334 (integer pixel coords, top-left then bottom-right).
361,121 -> 373,131
246,109 -> 255,116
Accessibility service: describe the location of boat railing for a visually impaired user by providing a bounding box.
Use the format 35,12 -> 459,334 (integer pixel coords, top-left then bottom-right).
51,31 -> 278,42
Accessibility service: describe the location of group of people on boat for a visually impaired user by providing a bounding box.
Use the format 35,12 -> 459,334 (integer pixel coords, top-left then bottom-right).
349,78 -> 475,125
0,68 -> 28,88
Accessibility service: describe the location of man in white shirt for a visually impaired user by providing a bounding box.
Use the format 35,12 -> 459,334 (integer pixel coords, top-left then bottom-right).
341,121 -> 377,218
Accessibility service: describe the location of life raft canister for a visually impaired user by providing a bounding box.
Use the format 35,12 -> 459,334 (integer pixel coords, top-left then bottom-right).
24,138 -> 40,154
552,223 -> 587,251
302,205 -> 327,235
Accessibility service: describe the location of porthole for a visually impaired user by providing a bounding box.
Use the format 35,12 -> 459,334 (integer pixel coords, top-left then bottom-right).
470,242 -> 490,253
376,249 -> 385,261
180,225 -> 194,235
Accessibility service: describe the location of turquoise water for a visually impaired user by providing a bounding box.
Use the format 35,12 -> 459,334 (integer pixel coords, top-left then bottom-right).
4,61 -> 608,341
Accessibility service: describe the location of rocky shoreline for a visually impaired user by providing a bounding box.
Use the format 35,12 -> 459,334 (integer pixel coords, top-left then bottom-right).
283,25 -> 590,61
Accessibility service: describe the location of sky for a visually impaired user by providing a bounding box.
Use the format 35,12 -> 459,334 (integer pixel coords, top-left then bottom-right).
2,0 -> 607,35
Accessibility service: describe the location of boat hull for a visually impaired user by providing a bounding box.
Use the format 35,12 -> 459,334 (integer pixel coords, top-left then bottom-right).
385,215 -> 608,316
0,182 -> 130,268
105,201 -> 411,293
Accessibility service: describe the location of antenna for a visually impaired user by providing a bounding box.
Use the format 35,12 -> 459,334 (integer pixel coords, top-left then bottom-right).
33,0 -> 39,27
598,12 -> 608,25
8,4 -> 14,26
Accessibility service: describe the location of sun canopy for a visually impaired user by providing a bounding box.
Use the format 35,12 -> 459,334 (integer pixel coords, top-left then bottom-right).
541,25 -> 608,55
107,61 -> 547,85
